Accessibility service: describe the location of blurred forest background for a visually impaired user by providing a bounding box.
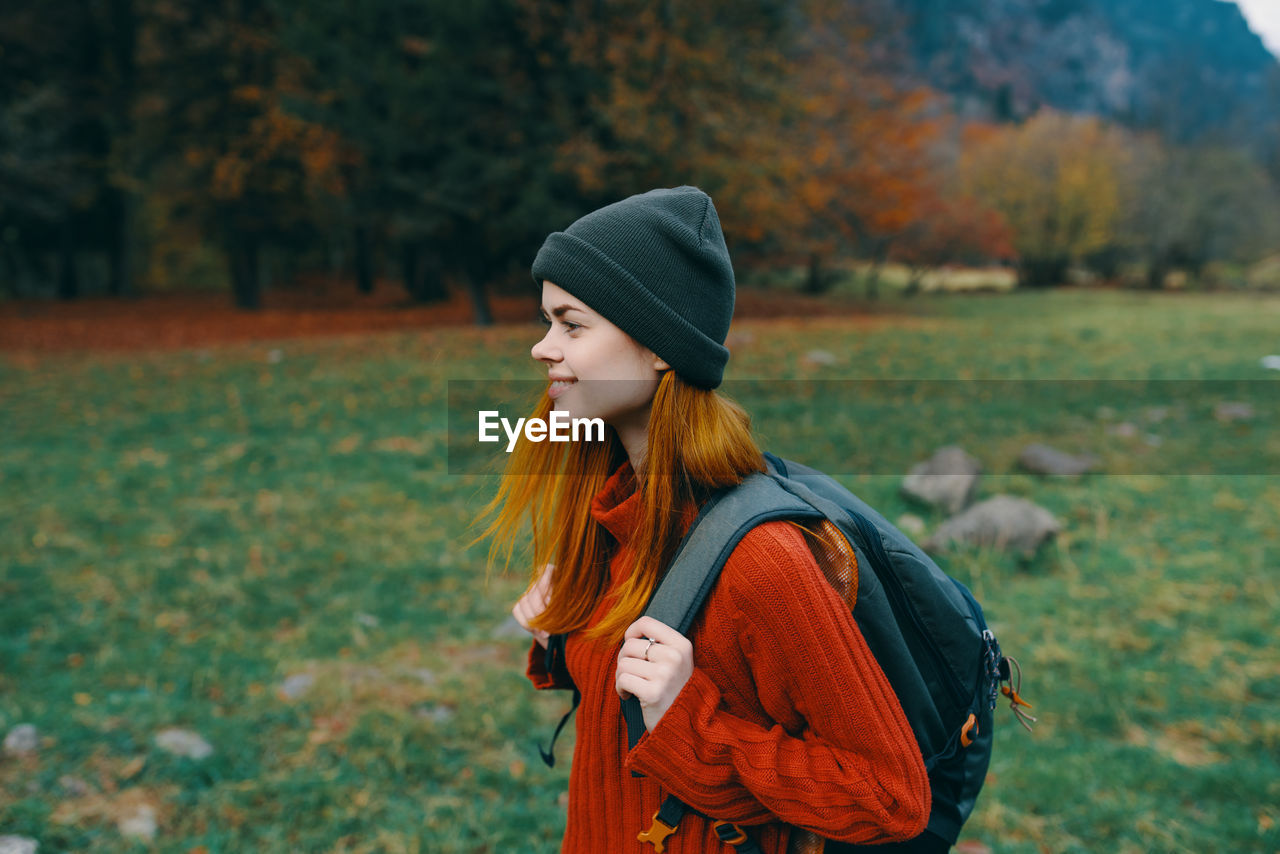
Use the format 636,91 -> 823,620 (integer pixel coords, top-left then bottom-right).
3,0 -> 1280,322
5,3 -> 1280,851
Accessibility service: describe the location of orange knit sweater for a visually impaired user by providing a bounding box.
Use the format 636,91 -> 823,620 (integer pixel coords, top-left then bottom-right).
526,462 -> 931,852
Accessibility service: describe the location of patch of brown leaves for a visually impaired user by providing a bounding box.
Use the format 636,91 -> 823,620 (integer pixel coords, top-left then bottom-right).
0,277 -> 898,354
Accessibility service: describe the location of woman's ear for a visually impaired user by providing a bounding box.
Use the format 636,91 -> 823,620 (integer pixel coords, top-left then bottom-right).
652,354 -> 670,372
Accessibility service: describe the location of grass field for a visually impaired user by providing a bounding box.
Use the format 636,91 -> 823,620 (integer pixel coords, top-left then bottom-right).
3,290 -> 1279,853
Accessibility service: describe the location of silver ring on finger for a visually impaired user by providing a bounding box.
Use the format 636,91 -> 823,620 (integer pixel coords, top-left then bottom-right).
644,638 -> 657,660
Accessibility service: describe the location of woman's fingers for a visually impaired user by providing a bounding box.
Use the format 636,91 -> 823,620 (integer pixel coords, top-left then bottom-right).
615,617 -> 695,729
618,635 -> 657,663
511,563 -> 555,648
615,671 -> 648,703
623,616 -> 690,653
530,563 -> 554,606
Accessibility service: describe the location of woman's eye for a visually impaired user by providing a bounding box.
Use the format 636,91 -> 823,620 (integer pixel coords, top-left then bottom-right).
563,321 -> 581,332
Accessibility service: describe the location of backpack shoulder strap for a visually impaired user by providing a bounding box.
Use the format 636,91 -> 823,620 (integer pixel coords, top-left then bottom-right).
622,471 -> 823,750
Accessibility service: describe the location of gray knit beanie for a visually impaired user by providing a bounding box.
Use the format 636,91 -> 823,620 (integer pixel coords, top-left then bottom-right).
531,186 -> 735,389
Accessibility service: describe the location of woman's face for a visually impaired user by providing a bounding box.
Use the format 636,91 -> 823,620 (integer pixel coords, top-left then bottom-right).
531,281 -> 668,434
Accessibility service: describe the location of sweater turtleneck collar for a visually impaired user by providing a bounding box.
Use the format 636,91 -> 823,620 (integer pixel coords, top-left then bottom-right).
589,460 -> 641,546
589,460 -> 702,554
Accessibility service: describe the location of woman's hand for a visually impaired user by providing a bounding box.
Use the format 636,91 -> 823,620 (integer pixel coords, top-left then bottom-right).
512,563 -> 554,648
615,616 -> 694,731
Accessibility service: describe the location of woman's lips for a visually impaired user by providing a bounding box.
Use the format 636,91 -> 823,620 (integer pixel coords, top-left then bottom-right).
548,379 -> 576,400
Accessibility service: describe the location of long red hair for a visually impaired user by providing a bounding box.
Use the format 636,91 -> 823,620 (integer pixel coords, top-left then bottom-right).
476,370 -> 764,645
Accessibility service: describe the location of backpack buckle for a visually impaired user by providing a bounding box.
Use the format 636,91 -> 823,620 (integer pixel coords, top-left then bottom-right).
713,821 -> 749,845
637,811 -> 678,853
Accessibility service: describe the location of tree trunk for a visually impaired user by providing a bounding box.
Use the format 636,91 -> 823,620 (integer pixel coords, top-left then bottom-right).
402,243 -> 449,303
57,221 -> 79,300
107,188 -> 133,297
805,252 -> 827,294
401,243 -> 419,298
1020,256 -> 1069,288
466,275 -> 493,326
1146,264 -> 1165,290
864,239 -> 892,300
228,232 -> 261,309
903,268 -> 926,296
106,0 -> 137,298
1,246 -> 20,298
354,224 -> 374,294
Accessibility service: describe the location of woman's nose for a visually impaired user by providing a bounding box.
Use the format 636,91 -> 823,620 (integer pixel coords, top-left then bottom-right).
531,329 -> 559,363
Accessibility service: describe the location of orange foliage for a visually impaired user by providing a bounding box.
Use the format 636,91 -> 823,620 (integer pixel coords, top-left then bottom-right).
536,0 -> 950,268
958,111 -> 1135,263
890,195 -> 1015,271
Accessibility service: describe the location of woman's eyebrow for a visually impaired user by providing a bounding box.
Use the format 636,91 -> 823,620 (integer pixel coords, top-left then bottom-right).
542,304 -> 582,319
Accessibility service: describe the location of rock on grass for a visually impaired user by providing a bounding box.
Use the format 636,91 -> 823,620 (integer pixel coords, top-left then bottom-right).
153,728 -> 213,760
3,724 -> 38,756
1018,443 -> 1097,476
901,446 -> 982,514
0,837 -> 39,854
925,496 -> 1060,556
117,804 -> 158,842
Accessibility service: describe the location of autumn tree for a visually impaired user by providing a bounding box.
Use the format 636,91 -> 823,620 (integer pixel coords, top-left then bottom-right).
273,0 -> 580,321
890,194 -> 1014,293
0,0 -> 142,299
772,20 -> 946,295
1123,137 -> 1280,288
138,0 -> 345,309
538,0 -> 796,221
959,111 -> 1134,287
540,0 -> 951,297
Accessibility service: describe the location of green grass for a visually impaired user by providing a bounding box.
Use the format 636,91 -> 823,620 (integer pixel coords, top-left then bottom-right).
3,290 -> 1279,852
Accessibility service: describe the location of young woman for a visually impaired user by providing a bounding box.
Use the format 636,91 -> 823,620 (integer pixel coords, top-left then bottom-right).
480,187 -> 932,853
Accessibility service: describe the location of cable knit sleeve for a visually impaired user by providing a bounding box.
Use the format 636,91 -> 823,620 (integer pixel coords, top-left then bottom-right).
623,521 -> 931,844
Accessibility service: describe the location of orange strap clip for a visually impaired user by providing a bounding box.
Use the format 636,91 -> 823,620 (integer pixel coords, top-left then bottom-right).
637,811 -> 678,853
713,821 -> 750,845
959,713 -> 979,748
1000,656 -> 1037,733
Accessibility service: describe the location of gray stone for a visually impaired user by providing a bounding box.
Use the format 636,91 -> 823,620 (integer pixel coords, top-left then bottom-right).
1107,421 -> 1138,438
3,724 -> 37,756
278,673 -> 315,700
804,349 -> 838,366
1018,443 -> 1097,476
925,496 -> 1060,556
154,728 -> 213,760
1215,402 -> 1254,422
117,804 -> 158,842
415,704 -> 455,725
901,447 -> 982,514
0,836 -> 39,854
